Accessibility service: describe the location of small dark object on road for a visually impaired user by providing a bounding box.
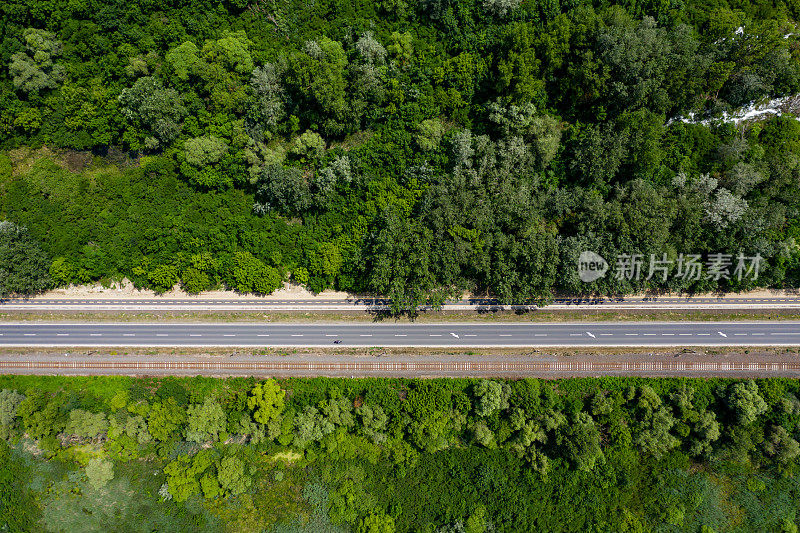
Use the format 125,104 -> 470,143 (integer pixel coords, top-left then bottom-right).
333,339 -> 342,344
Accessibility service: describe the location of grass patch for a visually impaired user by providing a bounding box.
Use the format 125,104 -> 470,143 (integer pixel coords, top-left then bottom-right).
3,308 -> 800,323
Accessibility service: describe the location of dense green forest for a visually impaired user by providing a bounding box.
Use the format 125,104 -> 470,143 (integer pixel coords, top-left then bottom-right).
2,0 -> 800,308
4,375 -> 800,531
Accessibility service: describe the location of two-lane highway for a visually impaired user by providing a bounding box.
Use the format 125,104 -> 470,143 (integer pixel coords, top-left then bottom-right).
4,322 -> 800,347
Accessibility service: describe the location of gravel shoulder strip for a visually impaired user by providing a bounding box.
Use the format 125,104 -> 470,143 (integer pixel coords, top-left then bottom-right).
0,346 -> 798,377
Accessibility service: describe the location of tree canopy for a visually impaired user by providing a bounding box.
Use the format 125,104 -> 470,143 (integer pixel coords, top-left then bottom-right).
2,0 -> 800,308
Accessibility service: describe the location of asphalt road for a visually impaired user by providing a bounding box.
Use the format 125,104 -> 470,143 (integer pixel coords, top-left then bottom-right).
4,322 -> 800,347
2,296 -> 800,310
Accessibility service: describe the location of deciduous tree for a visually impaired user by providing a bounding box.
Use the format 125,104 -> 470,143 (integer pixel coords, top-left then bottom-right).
85,457 -> 114,489
9,28 -> 64,94
186,398 -> 227,443
0,221 -> 51,297
247,379 -> 286,424
147,398 -> 186,441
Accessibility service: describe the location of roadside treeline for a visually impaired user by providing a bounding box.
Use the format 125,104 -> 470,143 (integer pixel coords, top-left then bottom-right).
3,375 -> 800,531
2,0 -> 800,308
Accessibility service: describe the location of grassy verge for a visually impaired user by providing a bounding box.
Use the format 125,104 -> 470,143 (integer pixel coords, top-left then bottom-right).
2,345 -> 799,358
2,308 -> 800,323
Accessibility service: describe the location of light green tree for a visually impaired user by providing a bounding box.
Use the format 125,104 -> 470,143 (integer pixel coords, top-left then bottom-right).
147,263 -> 178,293
17,390 -> 62,440
320,396 -> 355,427
9,28 -> 64,94
409,410 -> 452,453
228,252 -> 282,294
182,136 -> 230,188
474,421 -> 496,449
165,41 -> 200,82
473,379 -> 511,417
186,398 -> 227,443
147,398 -> 186,441
199,31 -> 254,111
764,426 -> 800,465
466,506 -> 489,533
49,257 -> 73,286
124,415 -> 152,444
689,411 -> 721,457
290,130 -> 326,163
728,380 -> 768,425
387,32 -> 413,65
0,389 -> 24,428
247,379 -> 286,424
85,457 -> 114,489
164,450 -> 214,502
294,406 -> 335,447
217,456 -> 251,496
357,404 -> 388,444
65,409 -> 109,439
182,252 -> 220,294
636,385 -> 663,414
635,406 -> 680,459
416,119 -> 445,151
200,471 -> 222,499
358,512 -> 396,533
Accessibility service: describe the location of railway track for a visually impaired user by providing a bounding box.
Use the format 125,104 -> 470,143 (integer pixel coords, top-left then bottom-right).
1,359 -> 799,375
